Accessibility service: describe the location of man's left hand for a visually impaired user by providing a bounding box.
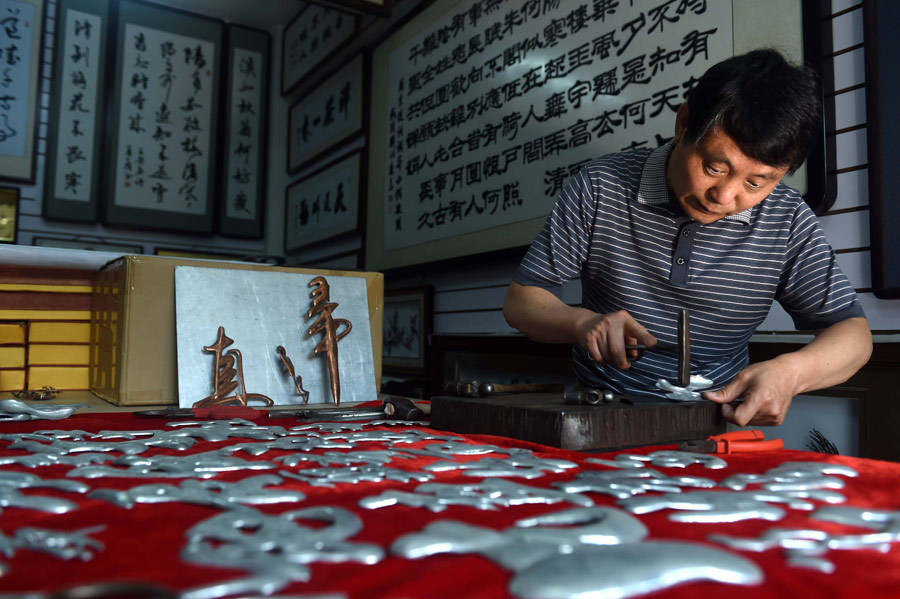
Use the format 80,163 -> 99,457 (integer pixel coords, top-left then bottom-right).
702,358 -> 799,426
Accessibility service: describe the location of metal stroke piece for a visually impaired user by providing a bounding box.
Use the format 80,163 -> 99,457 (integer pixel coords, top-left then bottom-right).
0,399 -> 88,421
274,449 -> 413,468
276,345 -> 310,403
508,541 -> 762,599
0,525 -> 105,561
721,461 -> 859,491
279,465 -> 433,488
424,449 -> 577,478
90,474 -> 305,509
614,450 -> 728,470
618,489 -> 817,523
655,374 -> 714,401
307,276 -> 352,406
554,468 -> 716,500
68,451 -> 278,479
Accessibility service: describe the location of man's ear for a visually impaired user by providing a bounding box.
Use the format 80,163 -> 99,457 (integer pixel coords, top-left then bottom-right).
674,103 -> 689,139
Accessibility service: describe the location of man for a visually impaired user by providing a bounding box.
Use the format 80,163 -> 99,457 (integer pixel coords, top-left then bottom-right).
503,49 -> 872,427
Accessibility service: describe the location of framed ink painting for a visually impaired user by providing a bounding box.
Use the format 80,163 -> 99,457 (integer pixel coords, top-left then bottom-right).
383,286 -> 432,375
288,53 -> 365,174
103,0 -> 223,234
218,24 -> 270,238
43,0 -> 110,222
0,0 -> 44,183
284,150 -> 363,254
281,3 -> 357,97
307,0 -> 393,18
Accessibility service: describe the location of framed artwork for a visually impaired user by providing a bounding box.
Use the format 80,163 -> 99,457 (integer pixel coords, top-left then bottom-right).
307,0 -> 393,17
281,3 -> 357,97
288,53 -> 365,174
218,24 -> 270,238
383,286 -> 432,374
103,0 -> 223,234
0,0 -> 44,182
43,0 -> 110,223
33,237 -> 142,253
0,187 -> 19,243
284,150 -> 364,254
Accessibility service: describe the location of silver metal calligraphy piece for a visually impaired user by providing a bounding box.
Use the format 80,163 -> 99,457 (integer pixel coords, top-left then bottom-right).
0,525 -> 105,561
193,326 -> 274,409
0,399 -> 88,421
721,461 -> 859,491
618,489 -> 819,523
424,448 -> 577,479
280,465 -> 433,487
612,450 -> 728,469
68,450 -> 277,479
276,345 -> 310,403
307,276 -> 352,406
555,468 -> 717,499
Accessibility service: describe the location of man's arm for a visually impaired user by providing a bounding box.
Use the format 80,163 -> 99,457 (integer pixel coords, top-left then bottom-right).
503,281 -> 657,369
704,316 -> 872,426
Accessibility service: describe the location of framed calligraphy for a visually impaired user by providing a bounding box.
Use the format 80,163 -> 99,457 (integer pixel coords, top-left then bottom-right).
33,236 -> 142,253
288,53 -> 365,174
43,0 -> 109,222
103,0 -> 223,234
281,3 -> 358,97
383,286 -> 432,375
218,24 -> 270,238
0,0 -> 44,183
365,0 -> 810,270
284,149 -> 364,254
0,186 -> 19,243
308,0 -> 393,18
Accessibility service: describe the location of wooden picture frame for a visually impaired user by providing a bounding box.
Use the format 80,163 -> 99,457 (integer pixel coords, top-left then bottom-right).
284,149 -> 364,253
288,53 -> 366,174
0,0 -> 44,183
32,236 -> 142,253
281,3 -> 358,97
103,0 -> 223,234
218,24 -> 270,238
43,0 -> 110,223
864,0 -> 900,298
383,286 -> 432,374
0,186 -> 20,243
307,0 -> 393,17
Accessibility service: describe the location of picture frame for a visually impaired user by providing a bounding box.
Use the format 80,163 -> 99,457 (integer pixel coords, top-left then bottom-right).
43,0 -> 110,223
0,186 -> 20,244
281,3 -> 358,97
32,236 -> 143,253
307,0 -> 393,18
103,0 -> 223,234
383,286 -> 432,374
284,149 -> 364,254
218,24 -> 270,238
0,0 -> 44,183
288,53 -> 366,174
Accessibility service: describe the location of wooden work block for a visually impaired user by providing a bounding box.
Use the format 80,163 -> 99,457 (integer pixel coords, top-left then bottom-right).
0,369 -> 25,391
0,347 -> 25,368
430,393 -> 727,451
28,344 -> 90,366
29,322 -> 90,343
0,322 -> 25,344
28,366 -> 89,390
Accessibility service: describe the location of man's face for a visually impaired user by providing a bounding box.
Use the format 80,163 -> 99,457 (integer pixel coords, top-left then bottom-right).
666,105 -> 789,224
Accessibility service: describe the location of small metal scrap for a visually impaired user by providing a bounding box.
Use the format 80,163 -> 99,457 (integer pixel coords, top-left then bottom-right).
0,399 -> 88,421
0,525 -> 105,561
555,468 -> 716,500
617,489 -> 817,523
276,345 -> 310,403
307,276 -> 352,406
656,374 -> 714,401
193,326 -> 274,409
11,386 -> 59,401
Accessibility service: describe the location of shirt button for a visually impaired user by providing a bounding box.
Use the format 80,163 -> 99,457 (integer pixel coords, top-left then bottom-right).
683,229 -> 691,236
676,257 -> 685,265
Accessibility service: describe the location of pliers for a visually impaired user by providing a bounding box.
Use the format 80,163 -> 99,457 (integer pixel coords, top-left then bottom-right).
678,429 -> 784,454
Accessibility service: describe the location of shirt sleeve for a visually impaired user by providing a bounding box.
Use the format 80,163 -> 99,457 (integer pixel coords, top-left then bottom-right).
513,168 -> 597,299
777,200 -> 866,330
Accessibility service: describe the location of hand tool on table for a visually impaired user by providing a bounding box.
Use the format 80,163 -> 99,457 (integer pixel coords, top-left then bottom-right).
444,380 -> 565,398
625,308 -> 691,388
678,429 -> 783,454
136,396 -> 426,422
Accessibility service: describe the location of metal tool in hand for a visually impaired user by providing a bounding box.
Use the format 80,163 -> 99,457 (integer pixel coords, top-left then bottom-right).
625,308 -> 691,387
444,380 -> 565,398
679,429 -> 784,454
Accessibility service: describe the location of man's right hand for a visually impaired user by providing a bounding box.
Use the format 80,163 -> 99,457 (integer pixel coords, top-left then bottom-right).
574,309 -> 657,369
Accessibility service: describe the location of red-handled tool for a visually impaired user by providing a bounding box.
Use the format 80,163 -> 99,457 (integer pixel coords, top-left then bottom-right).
678,429 -> 784,454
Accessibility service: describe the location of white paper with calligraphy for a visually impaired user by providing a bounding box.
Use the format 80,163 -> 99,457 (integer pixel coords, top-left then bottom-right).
289,54 -> 363,172
225,47 -> 262,221
112,24 -> 215,214
285,151 -> 361,252
0,0 -> 35,159
380,0 -> 732,251
282,3 -> 355,95
53,9 -> 102,202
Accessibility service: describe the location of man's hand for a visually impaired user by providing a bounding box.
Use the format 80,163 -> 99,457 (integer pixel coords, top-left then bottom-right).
574,310 -> 657,369
702,359 -> 799,426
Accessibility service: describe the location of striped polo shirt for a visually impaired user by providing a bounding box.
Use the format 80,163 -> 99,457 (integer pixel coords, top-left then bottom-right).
515,142 -> 865,397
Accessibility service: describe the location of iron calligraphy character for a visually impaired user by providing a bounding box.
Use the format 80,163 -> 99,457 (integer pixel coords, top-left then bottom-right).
193,326 -> 274,409
307,276 -> 352,406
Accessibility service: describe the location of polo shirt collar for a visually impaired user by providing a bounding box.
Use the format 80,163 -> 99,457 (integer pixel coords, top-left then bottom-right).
637,141 -> 752,225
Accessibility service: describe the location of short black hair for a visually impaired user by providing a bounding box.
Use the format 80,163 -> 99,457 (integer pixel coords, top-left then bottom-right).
684,48 -> 821,174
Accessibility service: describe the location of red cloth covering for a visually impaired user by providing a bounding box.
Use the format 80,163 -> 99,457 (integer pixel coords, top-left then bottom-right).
0,410 -> 898,599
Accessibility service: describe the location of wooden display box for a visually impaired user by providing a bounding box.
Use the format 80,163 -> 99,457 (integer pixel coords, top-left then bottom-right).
90,256 -> 383,406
